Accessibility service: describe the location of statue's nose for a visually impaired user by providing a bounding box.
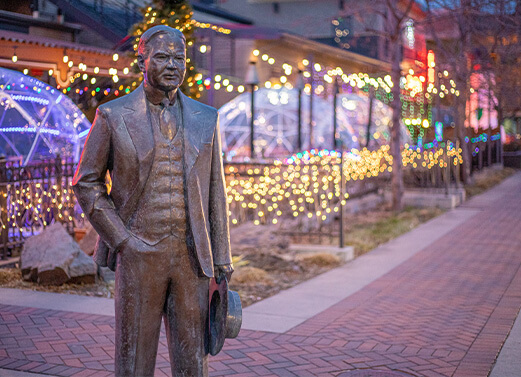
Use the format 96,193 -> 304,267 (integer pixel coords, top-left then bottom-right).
166,57 -> 176,69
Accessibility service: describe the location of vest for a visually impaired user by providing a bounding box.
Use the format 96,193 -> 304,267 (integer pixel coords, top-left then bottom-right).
128,101 -> 187,245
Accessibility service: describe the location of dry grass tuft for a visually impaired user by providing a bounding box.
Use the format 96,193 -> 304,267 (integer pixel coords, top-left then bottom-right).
0,268 -> 21,285
231,254 -> 249,268
465,167 -> 515,197
232,267 -> 273,285
347,206 -> 445,256
298,253 -> 341,267
0,267 -> 114,297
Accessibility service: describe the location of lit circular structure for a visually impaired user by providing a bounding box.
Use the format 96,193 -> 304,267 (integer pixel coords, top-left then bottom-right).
0,67 -> 91,165
218,88 -> 401,160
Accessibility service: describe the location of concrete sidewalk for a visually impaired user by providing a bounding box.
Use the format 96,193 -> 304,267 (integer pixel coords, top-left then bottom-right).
1,173 -> 521,376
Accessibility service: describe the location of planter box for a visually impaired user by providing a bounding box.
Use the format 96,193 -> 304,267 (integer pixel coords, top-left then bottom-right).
503,151 -> 521,169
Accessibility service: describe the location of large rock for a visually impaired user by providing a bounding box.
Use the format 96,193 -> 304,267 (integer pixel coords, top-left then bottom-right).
78,221 -> 97,256
98,265 -> 115,283
21,222 -> 97,285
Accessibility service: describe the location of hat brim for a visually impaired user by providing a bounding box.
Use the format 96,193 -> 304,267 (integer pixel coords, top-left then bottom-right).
209,277 -> 228,356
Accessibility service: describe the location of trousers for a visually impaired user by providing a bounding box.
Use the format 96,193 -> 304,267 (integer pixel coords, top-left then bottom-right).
114,235 -> 209,377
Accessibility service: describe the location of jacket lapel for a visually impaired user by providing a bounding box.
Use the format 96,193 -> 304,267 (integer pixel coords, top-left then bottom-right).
179,91 -> 205,176
122,85 -> 155,187
117,85 -> 155,223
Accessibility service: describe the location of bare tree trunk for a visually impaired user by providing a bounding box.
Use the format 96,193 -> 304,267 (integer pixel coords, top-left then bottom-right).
456,78 -> 471,183
496,94 -> 504,164
390,39 -> 403,211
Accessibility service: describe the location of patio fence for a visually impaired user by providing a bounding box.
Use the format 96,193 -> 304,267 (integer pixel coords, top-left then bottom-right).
0,138 -> 499,259
0,158 -> 81,260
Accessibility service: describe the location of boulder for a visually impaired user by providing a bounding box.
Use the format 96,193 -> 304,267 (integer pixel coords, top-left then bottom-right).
21,222 -> 97,285
78,221 -> 97,256
98,265 -> 115,283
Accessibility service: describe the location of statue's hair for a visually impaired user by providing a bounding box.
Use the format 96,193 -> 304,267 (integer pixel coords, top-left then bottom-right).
137,25 -> 185,57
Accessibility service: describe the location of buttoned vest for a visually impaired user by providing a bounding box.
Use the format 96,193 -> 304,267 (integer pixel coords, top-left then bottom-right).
128,102 -> 186,245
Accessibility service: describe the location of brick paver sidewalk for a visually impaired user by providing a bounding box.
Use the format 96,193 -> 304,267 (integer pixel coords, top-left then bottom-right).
2,173 -> 521,377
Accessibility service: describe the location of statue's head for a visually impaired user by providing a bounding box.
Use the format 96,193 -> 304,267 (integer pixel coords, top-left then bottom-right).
137,25 -> 186,92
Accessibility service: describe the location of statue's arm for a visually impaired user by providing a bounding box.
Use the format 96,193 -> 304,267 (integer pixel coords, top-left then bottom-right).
209,114 -> 233,271
72,108 -> 130,251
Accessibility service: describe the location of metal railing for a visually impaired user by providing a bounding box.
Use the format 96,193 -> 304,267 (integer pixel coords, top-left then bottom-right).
64,0 -> 143,36
0,158 -> 82,259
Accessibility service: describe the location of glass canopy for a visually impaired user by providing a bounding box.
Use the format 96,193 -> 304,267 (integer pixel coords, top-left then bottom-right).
0,67 -> 91,165
218,88 -> 401,161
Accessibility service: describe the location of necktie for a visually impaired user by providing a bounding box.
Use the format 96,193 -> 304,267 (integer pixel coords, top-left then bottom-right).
160,99 -> 176,140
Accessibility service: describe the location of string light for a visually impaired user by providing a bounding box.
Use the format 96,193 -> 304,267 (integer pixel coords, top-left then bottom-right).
225,144 -> 462,226
190,19 -> 231,34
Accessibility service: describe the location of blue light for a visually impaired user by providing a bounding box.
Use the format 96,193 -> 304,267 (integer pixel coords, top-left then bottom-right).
10,95 -> 49,106
0,67 -> 93,163
0,127 -> 60,136
78,129 -> 90,138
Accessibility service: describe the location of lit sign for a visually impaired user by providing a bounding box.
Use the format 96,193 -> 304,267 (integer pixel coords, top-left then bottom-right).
427,50 -> 435,83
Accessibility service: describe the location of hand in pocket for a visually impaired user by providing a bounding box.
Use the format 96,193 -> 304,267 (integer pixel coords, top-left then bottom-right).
118,234 -> 150,253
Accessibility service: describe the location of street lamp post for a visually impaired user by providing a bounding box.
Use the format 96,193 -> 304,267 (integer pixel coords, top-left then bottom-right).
245,61 -> 259,159
296,70 -> 305,152
333,76 -> 339,149
366,86 -> 374,148
308,54 -> 314,150
339,140 -> 344,249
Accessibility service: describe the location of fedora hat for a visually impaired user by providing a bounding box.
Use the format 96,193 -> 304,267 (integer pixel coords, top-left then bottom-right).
208,276 -> 242,356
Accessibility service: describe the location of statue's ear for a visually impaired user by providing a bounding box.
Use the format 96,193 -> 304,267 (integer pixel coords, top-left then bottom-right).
137,54 -> 146,74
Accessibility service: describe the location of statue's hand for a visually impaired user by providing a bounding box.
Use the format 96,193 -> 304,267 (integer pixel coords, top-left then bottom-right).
116,234 -> 149,253
215,264 -> 234,283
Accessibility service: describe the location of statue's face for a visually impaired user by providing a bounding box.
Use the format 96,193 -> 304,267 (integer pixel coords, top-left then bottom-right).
139,32 -> 186,92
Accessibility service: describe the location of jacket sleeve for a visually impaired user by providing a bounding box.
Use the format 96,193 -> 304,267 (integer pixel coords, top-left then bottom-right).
72,107 -> 130,251
209,114 -> 232,266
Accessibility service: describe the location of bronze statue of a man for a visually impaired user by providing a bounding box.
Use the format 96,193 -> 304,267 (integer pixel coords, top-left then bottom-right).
73,25 -> 233,377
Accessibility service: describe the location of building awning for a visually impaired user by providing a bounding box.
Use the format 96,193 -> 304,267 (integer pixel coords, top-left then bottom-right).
0,30 -> 117,57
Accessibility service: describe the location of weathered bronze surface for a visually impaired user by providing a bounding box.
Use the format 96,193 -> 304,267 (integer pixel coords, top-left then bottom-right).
72,25 -> 237,377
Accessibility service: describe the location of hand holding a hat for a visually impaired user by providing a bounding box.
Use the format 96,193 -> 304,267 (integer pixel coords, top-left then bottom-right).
214,263 -> 234,282
208,263 -> 241,356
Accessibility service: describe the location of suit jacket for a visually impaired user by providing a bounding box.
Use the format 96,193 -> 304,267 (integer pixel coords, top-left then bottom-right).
72,84 -> 231,276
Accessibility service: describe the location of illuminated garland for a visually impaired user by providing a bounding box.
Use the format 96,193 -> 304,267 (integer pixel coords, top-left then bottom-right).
0,143 -> 462,232
470,133 -> 500,143
45,43 -> 462,115
226,144 -> 462,226
190,19 -> 231,34
1,183 -> 81,235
